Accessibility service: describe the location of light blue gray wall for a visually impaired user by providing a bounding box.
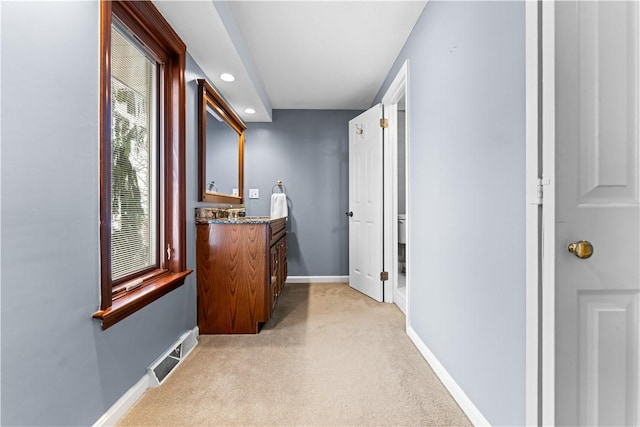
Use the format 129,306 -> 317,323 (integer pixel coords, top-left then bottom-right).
1,3 -> 199,425
375,1 -> 526,425
243,110 -> 356,276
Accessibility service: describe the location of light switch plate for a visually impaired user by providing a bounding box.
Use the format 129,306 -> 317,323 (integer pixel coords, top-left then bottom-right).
249,188 -> 259,199
232,188 -> 239,196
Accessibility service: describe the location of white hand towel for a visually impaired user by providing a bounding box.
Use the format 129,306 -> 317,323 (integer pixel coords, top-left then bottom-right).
270,193 -> 288,218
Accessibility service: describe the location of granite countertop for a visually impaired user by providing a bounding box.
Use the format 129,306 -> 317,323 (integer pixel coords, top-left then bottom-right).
195,216 -> 273,225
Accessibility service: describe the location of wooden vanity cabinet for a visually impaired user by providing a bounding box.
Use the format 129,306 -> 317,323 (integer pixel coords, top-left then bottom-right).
196,217 -> 287,334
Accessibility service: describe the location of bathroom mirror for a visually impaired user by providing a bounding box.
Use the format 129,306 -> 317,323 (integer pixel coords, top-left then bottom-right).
198,78 -> 246,204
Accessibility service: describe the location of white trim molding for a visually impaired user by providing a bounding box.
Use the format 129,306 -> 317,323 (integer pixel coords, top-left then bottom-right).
381,60 -> 410,313
286,276 -> 349,284
92,326 -> 199,427
382,61 -> 408,105
524,1 -> 541,425
92,375 -> 149,427
407,326 -> 491,427
541,1 -> 557,424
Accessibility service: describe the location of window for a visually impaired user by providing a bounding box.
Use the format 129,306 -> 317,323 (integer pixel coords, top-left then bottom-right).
110,25 -> 159,287
93,1 -> 191,330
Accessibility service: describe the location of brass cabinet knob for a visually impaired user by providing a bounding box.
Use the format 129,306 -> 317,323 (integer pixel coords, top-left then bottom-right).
568,240 -> 593,259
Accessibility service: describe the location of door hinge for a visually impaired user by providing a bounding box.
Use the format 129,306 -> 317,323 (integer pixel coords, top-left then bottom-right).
380,271 -> 389,281
534,178 -> 550,205
380,118 -> 389,128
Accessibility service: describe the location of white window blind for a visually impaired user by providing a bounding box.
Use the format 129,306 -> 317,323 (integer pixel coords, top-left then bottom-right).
110,24 -> 159,281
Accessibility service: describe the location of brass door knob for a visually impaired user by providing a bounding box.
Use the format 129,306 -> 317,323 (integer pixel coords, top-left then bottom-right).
568,240 -> 593,259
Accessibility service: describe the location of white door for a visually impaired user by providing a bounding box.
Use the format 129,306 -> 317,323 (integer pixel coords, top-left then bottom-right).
554,1 -> 640,425
348,104 -> 384,302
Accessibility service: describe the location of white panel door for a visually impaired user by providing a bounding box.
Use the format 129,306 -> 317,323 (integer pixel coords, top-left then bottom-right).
348,104 -> 383,302
555,1 -> 640,425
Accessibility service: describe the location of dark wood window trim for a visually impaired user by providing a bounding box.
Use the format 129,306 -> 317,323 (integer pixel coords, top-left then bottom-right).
93,0 -> 192,330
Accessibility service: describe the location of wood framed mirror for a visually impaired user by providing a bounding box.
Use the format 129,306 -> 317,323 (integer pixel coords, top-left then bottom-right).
198,78 -> 246,204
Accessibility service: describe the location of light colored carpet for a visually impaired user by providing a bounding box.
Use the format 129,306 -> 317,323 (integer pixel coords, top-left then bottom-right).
118,283 -> 471,426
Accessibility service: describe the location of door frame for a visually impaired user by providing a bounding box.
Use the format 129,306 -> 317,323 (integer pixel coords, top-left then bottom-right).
539,1 -> 556,425
526,1 -> 544,426
381,61 -> 409,319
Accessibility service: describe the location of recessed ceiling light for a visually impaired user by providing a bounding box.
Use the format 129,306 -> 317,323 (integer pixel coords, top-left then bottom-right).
220,73 -> 235,82
245,108 -> 256,114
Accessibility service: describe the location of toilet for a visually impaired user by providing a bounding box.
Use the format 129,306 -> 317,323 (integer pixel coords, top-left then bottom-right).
398,214 -> 407,244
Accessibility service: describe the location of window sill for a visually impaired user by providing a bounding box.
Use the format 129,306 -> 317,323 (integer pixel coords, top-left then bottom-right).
93,270 -> 192,330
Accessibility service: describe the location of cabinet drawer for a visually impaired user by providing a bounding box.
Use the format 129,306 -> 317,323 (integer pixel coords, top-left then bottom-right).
270,218 -> 286,246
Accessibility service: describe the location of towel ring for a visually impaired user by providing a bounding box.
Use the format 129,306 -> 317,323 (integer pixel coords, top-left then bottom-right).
272,180 -> 287,194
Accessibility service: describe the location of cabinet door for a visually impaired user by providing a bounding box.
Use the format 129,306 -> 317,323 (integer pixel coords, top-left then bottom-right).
270,244 -> 279,307
281,238 -> 287,284
275,239 -> 287,292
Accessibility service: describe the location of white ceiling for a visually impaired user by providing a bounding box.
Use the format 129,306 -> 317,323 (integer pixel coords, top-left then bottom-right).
153,1 -> 427,122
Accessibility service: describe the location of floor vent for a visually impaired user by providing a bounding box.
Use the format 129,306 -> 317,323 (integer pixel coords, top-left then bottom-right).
147,329 -> 198,387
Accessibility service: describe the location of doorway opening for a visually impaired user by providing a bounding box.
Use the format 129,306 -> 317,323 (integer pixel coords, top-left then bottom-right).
346,62 -> 409,312
394,95 -> 407,312
382,61 -> 409,316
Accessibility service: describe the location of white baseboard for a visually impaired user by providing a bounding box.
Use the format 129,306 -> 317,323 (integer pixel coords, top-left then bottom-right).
93,326 -> 199,427
393,287 -> 407,315
92,374 -> 149,427
286,275 -> 348,283
406,326 -> 491,427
